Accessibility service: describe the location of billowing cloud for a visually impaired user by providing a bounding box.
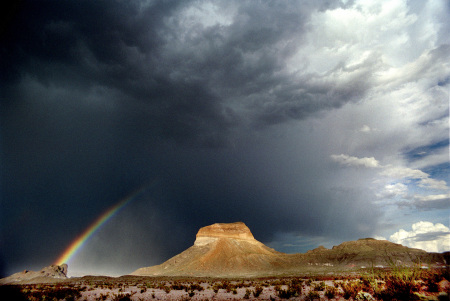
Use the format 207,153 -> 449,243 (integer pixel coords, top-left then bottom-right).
389,221 -> 450,253
381,167 -> 449,190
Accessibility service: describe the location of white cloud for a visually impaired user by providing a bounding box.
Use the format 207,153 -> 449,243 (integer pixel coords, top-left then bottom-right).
417,178 -> 449,190
389,221 -> 450,252
377,183 -> 408,198
381,166 -> 449,190
331,154 -> 380,168
413,194 -> 450,202
331,154 -> 449,192
380,166 -> 428,179
332,153 -> 449,209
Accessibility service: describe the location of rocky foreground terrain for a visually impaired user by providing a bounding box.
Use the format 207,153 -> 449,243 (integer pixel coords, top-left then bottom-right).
1,222 -> 449,300
1,271 -> 449,300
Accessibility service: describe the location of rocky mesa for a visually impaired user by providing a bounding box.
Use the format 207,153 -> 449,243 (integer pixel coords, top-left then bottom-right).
132,222 -> 448,277
132,222 -> 286,277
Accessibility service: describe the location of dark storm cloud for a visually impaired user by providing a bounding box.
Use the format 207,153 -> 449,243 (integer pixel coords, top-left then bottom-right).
1,0 -> 383,276
1,0 -> 364,141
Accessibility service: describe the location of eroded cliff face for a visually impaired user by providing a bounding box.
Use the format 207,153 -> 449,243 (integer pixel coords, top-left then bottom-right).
132,222 -> 283,277
194,222 -> 256,246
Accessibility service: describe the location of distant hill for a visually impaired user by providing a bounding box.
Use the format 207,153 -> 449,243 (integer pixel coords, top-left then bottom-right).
0,264 -> 68,284
132,222 -> 448,277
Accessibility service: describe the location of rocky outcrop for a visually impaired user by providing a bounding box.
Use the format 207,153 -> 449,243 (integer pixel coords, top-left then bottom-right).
132,222 -> 285,277
194,222 -> 256,246
0,264 -> 68,284
40,264 -> 68,278
132,222 -> 448,277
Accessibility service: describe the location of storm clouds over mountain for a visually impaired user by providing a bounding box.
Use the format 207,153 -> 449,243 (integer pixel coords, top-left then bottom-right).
1,0 -> 449,276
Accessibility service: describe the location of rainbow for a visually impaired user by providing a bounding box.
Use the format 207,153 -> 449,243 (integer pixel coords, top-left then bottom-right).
54,186 -> 148,265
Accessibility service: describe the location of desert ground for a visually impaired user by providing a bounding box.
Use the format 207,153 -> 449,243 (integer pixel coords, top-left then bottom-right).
1,268 -> 449,301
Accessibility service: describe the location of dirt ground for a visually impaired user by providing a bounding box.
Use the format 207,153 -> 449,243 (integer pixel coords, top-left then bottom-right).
1,271 -> 449,300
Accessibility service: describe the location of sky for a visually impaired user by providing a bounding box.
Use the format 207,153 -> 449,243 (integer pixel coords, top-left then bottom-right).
1,0 -> 449,277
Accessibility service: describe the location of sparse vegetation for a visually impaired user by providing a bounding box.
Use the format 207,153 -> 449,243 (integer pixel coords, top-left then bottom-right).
111,292 -> 132,301
314,281 -> 326,291
307,290 -> 321,301
325,285 -> 337,299
4,269 -> 449,300
276,278 -> 302,299
342,280 -> 364,299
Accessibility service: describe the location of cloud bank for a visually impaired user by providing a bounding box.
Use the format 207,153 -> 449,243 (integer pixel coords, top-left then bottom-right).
390,221 -> 450,253
1,0 -> 449,276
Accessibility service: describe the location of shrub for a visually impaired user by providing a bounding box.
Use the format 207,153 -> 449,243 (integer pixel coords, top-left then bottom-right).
171,282 -> 186,291
253,285 -> 264,297
422,270 -> 443,292
375,263 -> 422,301
112,293 -> 132,301
341,280 -> 363,300
24,286 -> 82,301
307,290 -> 320,301
325,286 -> 337,299
212,281 -> 233,293
189,283 -> 204,292
96,293 -> 109,301
276,281 -> 302,299
244,289 -> 251,299
314,281 -> 326,291
376,273 -> 420,300
355,291 -> 376,301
